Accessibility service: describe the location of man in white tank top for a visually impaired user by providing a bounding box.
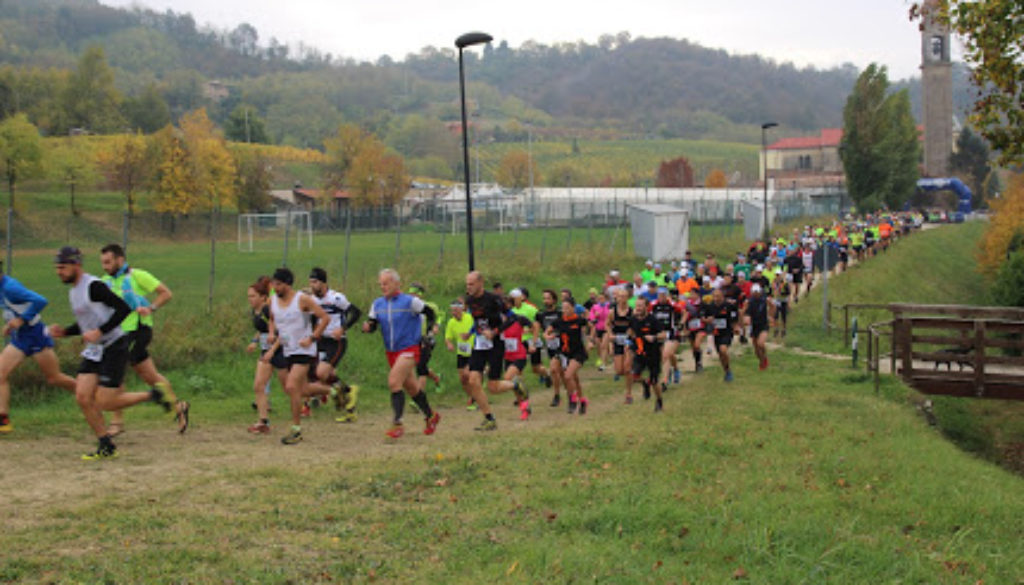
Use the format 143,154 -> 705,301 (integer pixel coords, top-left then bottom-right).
49,247 -> 179,460
267,267 -> 329,446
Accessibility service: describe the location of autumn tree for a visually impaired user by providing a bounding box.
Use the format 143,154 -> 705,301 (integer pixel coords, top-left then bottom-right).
655,157 -> 695,188
151,126 -> 201,215
97,132 -> 149,217
0,114 -> 44,210
324,123 -> 408,208
235,152 -> 272,212
180,108 -> 237,212
49,138 -> 99,216
912,2 -> 1024,165
546,161 -> 584,187
979,173 -> 1024,275
839,64 -> 920,211
496,149 -> 535,190
704,168 -> 728,188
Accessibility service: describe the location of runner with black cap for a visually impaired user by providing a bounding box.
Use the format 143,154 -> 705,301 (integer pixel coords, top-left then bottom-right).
49,246 -> 180,460
306,267 -> 362,423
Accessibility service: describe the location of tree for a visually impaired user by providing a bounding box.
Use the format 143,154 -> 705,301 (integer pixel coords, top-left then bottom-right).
704,168 -> 728,188
344,135 -> 409,208
224,104 -> 269,144
979,172 -> 1024,275
547,162 -> 583,187
97,132 -> 149,217
322,123 -> 367,195
49,138 -> 99,216
949,127 -> 996,208
63,46 -> 124,133
839,64 -> 920,211
989,250 -> 1024,308
151,126 -> 201,215
0,114 -> 44,210
179,108 -> 236,212
912,2 -> 1024,166
655,157 -> 695,188
235,152 -> 272,212
496,150 -> 535,190
122,84 -> 171,133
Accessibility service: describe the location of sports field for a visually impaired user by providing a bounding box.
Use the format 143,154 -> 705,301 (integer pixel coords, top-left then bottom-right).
0,222 -> 1021,583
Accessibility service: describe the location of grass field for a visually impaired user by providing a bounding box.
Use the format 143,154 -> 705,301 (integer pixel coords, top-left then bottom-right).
1,207 -> 1022,583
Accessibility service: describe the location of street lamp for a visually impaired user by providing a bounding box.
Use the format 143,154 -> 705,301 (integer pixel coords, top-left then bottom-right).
456,31 -> 492,271
761,122 -> 778,241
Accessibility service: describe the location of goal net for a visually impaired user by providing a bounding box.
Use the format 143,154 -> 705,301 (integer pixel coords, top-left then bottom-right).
237,211 -> 313,253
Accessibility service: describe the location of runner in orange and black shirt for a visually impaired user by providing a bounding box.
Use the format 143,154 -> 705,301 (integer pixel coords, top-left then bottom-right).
702,288 -> 736,382
682,289 -> 707,373
544,298 -> 590,415
606,287 -> 634,403
627,297 -> 665,412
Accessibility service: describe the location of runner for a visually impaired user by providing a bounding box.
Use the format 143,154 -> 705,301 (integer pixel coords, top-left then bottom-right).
702,288 -> 736,382
772,273 -> 792,338
266,267 -> 330,445
49,246 -> 179,460
443,298 -> 475,410
606,287 -> 634,401
306,267 -> 361,423
682,289 -> 707,373
463,270 -> 505,431
245,276 -> 288,434
536,289 -> 566,407
742,284 -> 774,370
588,291 -> 610,371
0,267 -> 77,433
493,297 -> 533,420
510,288 -> 547,387
99,244 -> 187,435
650,286 -> 682,390
407,282 -> 442,398
627,296 -> 665,411
361,268 -> 440,439
544,297 -> 590,415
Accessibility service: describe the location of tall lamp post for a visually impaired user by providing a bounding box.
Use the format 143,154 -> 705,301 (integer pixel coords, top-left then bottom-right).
761,122 -> 778,241
456,31 -> 492,271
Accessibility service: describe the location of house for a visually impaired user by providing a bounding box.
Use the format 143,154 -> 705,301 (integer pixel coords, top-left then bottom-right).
203,80 -> 230,102
761,128 -> 844,189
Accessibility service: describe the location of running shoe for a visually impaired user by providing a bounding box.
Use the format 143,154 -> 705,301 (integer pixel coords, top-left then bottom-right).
642,381 -> 651,400
673,368 -> 681,384
660,382 -> 668,396
331,382 -> 348,411
655,398 -> 663,412
519,399 -> 531,421
596,358 -> 604,368
335,411 -> 357,423
466,398 -> 477,411
345,385 -> 360,412
614,374 -> 620,382
474,418 -> 497,432
624,395 -> 633,405
281,429 -> 303,445
0,414 -> 12,433
695,364 -> 704,374
544,375 -> 553,389
550,394 -> 561,408
386,424 -> 404,439
760,358 -> 769,370
176,401 -> 190,434
248,422 -> 270,434
567,393 -> 578,414
578,397 -> 588,415
512,376 -> 529,402
81,444 -> 118,461
424,412 -> 441,435
300,403 -> 311,418
724,370 -> 734,382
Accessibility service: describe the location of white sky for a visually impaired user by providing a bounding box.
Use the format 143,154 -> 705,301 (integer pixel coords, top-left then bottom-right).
103,0 -> 953,81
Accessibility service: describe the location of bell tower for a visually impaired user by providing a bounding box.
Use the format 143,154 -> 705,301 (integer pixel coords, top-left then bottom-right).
920,0 -> 953,177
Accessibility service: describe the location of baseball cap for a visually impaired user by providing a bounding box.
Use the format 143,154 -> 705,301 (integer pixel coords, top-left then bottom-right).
309,267 -> 327,282
755,264 -> 765,272
751,284 -> 763,294
654,263 -> 662,269
509,288 -> 523,298
54,246 -> 83,265
645,259 -> 653,266
588,287 -> 598,295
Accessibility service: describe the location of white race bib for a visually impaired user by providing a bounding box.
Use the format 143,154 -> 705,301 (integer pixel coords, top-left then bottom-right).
258,333 -> 270,351
688,319 -> 702,330
81,343 -> 103,362
503,338 -> 519,353
474,335 -> 493,351
614,334 -> 628,346
457,342 -> 471,354
714,318 -> 728,330
546,338 -> 561,350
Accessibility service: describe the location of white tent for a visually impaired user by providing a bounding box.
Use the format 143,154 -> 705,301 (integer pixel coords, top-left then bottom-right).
628,204 -> 690,261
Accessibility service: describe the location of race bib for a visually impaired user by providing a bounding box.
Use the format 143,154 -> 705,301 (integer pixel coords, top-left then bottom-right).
614,334 -> 628,346
81,343 -> 103,362
713,318 -> 728,330
503,338 -> 519,353
688,318 -> 702,330
546,338 -> 561,350
318,351 -> 327,362
258,333 -> 270,351
457,342 -> 471,354
474,335 -> 493,351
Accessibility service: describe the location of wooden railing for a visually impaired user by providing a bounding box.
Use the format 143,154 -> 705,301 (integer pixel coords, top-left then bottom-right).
888,304 -> 1024,400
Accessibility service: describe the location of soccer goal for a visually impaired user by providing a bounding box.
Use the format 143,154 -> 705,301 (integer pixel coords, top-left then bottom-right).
237,211 -> 314,253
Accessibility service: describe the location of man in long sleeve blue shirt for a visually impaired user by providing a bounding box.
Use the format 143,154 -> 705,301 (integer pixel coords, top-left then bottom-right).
0,268 -> 77,433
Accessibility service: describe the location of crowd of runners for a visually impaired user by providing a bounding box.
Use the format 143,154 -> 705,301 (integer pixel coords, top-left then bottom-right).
0,212 -> 920,457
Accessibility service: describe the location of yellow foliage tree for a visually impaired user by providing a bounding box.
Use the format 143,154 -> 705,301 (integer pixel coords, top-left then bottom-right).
979,172 -> 1024,275
496,150 -> 535,190
151,127 -> 201,215
96,132 -> 148,217
324,123 -> 408,208
180,108 -> 236,211
704,168 -> 728,188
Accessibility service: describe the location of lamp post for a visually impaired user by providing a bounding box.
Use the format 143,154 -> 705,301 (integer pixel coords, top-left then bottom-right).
761,122 -> 778,240
456,31 -> 492,271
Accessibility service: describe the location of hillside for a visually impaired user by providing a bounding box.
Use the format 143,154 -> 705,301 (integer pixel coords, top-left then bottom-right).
0,0 -> 975,150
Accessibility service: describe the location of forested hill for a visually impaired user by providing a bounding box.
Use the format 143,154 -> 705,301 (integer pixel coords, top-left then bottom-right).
0,0 -> 971,146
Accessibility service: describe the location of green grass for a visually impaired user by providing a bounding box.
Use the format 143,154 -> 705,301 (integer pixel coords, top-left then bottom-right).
1,352 -> 1021,583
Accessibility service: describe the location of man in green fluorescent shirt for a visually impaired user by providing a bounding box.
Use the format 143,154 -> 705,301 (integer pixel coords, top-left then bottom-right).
509,288 -> 548,387
100,243 -> 188,435
444,298 -> 476,410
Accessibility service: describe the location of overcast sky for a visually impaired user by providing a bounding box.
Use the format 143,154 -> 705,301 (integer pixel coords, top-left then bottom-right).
103,0 -> 952,81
